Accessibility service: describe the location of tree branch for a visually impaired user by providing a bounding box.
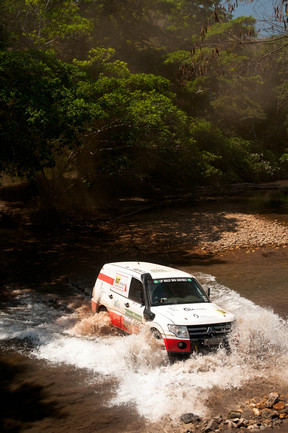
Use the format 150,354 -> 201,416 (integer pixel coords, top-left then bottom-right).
249,41 -> 288,65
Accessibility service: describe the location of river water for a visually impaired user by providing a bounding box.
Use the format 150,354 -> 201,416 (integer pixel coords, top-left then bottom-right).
1,187 -> 288,432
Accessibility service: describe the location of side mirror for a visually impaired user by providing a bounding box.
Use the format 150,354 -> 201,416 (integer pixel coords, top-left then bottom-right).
207,287 -> 211,298
144,307 -> 155,321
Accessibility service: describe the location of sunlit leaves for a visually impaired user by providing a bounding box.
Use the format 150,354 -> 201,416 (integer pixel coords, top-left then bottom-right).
73,48 -> 130,79
2,0 -> 92,49
83,71 -> 189,153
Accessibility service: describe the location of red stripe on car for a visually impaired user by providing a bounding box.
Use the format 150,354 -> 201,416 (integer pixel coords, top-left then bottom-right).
98,272 -> 114,286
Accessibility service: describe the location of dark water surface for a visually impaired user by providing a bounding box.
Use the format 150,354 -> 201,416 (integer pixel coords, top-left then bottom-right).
1,186 -> 288,432
185,246 -> 288,319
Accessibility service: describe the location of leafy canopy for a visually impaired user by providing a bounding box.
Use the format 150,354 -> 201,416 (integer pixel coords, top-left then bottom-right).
0,49 -> 98,176
2,0 -> 92,49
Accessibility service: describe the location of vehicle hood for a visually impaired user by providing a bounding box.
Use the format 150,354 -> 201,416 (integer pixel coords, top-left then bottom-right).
151,302 -> 235,325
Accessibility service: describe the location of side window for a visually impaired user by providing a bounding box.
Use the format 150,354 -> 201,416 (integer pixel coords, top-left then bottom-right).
129,278 -> 144,304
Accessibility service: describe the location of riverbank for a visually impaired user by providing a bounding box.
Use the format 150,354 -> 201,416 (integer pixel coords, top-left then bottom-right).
107,200 -> 288,256
1,189 -> 288,295
1,182 -> 288,260
1,187 -> 288,433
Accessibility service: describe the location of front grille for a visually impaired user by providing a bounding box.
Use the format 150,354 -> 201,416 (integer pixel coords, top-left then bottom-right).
187,322 -> 232,341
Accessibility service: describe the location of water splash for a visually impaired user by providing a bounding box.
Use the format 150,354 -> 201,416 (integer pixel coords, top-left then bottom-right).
1,277 -> 288,422
67,307 -> 121,337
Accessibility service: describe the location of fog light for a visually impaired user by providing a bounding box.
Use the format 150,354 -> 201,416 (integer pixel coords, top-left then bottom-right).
178,342 -> 187,350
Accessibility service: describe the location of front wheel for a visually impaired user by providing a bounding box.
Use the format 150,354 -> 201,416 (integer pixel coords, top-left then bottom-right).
150,327 -> 166,351
151,327 -> 162,340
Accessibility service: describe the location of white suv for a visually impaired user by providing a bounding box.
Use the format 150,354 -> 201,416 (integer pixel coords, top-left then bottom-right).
91,262 -> 235,356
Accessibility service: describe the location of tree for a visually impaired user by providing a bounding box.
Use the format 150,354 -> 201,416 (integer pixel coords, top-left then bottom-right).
72,48 -> 197,191
2,0 -> 92,50
72,0 -> 224,72
0,49 -> 98,177
1,0 -> 285,196
0,47 -> 201,192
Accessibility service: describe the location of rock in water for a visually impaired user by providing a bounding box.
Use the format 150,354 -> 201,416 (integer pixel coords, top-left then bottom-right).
265,392 -> 279,408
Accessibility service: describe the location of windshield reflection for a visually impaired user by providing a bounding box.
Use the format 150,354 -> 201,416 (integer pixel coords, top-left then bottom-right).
147,278 -> 209,306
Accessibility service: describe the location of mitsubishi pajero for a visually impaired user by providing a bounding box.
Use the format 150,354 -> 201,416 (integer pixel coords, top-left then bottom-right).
91,262 -> 235,356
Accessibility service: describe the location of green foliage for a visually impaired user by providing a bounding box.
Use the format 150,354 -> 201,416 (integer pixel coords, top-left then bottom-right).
200,16 -> 256,44
74,0 -> 224,70
0,46 -> 193,188
76,69 -> 193,188
73,48 -> 130,79
211,75 -> 267,128
1,0 -> 287,198
188,118 -> 278,183
279,151 -> 288,178
2,0 -> 92,49
0,49 -> 96,176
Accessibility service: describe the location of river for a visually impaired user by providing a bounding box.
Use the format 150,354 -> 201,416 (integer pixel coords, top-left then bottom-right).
0,187 -> 288,432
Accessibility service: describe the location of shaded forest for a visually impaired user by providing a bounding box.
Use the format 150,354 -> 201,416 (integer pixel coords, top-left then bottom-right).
1,0 -> 288,209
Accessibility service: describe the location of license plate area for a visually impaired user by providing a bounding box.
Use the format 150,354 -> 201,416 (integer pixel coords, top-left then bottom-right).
203,337 -> 224,346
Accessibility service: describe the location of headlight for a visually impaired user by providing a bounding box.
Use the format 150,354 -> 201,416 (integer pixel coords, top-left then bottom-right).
168,324 -> 189,339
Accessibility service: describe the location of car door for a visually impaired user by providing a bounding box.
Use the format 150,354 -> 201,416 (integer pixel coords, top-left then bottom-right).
123,277 -> 145,333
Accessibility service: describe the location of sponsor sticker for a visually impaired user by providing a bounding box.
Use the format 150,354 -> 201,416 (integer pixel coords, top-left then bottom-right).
216,309 -> 227,315
124,309 -> 142,331
114,299 -> 120,309
125,309 -> 143,322
153,278 -> 192,283
113,274 -> 128,292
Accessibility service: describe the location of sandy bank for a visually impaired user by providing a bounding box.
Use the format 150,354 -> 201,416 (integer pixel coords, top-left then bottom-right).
188,211 -> 288,253
110,203 -> 288,256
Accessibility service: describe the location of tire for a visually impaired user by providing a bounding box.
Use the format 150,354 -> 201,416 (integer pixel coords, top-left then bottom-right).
151,327 -> 162,340
150,327 -> 167,352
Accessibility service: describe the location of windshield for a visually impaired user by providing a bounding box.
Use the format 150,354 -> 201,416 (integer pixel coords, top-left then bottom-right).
147,277 -> 209,306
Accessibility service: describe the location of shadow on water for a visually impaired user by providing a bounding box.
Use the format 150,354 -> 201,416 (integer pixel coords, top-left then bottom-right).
0,349 -> 150,433
0,353 -> 61,433
248,189 -> 288,213
0,201 -> 237,293
232,187 -> 288,223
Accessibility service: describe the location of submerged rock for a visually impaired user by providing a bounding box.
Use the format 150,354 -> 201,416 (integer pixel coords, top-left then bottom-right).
180,413 -> 201,424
